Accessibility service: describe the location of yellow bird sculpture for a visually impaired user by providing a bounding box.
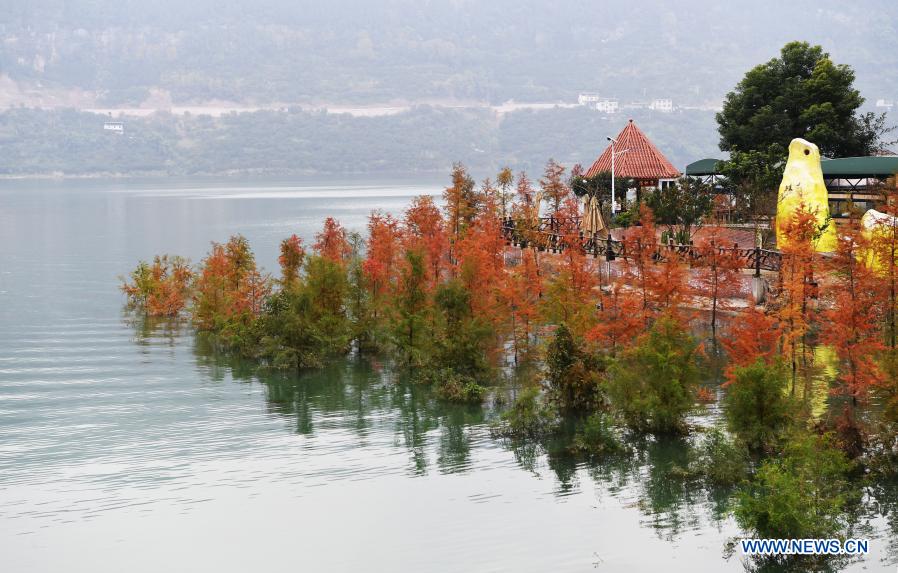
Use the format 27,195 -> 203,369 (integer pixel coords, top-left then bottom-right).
861,208 -> 898,272
776,138 -> 838,252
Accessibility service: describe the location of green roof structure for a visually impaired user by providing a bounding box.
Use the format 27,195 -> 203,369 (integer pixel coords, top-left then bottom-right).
684,158 -> 723,176
820,156 -> 898,177
685,155 -> 898,178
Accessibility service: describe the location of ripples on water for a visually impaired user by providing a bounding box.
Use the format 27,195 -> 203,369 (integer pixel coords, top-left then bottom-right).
0,179 -> 893,572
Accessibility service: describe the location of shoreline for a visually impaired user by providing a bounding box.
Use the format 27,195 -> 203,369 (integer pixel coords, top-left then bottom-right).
0,168 -> 453,181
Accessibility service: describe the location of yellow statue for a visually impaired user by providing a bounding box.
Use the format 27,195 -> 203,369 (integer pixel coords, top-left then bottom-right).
861,208 -> 898,272
776,138 -> 838,252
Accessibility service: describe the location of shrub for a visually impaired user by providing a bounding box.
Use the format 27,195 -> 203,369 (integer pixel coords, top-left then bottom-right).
723,359 -> 795,451
428,368 -> 486,403
570,413 -> 624,456
433,279 -> 493,381
607,314 -> 700,433
498,386 -> 555,438
692,428 -> 749,486
545,324 -> 606,412
736,432 -> 856,539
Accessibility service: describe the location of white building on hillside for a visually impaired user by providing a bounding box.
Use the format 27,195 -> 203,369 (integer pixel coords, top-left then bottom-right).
649,98 -> 674,112
103,121 -> 124,134
578,93 -> 618,113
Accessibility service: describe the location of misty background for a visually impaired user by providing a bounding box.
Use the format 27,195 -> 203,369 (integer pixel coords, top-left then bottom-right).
1,0 -> 896,176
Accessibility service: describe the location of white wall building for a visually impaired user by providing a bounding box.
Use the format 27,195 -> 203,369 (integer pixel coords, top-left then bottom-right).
594,98 -> 619,113
103,121 -> 124,134
578,93 -> 618,113
578,92 -> 601,106
649,98 -> 674,112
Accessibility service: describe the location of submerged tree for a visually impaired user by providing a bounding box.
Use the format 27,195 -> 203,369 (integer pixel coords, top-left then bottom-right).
772,203 -> 821,392
121,255 -> 193,317
502,247 -> 542,364
721,307 -> 781,368
391,249 -> 431,367
314,217 -> 352,266
724,359 -> 795,451
694,228 -> 744,342
362,212 -> 403,345
541,198 -> 597,338
278,234 -> 305,288
820,222 -> 886,409
403,195 -> 448,290
736,432 -> 855,539
192,235 -> 270,340
545,323 -> 605,413
443,162 -> 478,257
608,314 -> 700,434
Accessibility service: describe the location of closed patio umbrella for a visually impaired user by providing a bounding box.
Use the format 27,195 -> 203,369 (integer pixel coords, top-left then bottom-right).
580,195 -> 607,237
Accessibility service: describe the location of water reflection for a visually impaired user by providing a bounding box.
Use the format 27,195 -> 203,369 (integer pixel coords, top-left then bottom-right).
115,312 -> 896,573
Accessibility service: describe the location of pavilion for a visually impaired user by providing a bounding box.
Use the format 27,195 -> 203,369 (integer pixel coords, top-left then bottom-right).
585,119 -> 681,200
685,155 -> 898,220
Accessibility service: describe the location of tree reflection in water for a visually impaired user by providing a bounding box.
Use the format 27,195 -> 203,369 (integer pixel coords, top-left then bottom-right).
120,313 -> 894,573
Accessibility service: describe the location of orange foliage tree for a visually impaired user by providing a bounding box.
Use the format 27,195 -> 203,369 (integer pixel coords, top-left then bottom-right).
121,255 -> 193,317
587,282 -> 643,356
193,235 -> 270,333
695,228 -> 745,341
363,212 -> 403,330
540,159 -> 570,218
541,197 -> 598,337
868,202 -> 898,350
402,195 -> 448,290
496,167 -> 514,219
820,222 -> 886,406
620,205 -> 689,327
501,247 -> 542,363
455,195 -> 507,334
314,217 -> 352,266
278,234 -> 305,288
721,307 -> 782,369
443,163 -> 479,261
773,203 -> 821,392
512,171 -> 540,250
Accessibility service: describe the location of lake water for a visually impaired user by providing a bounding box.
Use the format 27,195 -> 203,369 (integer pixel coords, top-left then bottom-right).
0,177 -> 894,572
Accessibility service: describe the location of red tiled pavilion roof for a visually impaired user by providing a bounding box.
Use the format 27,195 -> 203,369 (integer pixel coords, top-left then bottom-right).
585,119 -> 680,180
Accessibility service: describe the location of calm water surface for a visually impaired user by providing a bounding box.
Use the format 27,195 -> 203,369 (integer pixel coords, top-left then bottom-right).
0,177 -> 894,572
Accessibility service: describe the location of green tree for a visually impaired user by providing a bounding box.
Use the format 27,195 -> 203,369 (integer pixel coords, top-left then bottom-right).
736,432 -> 855,539
545,324 -> 605,413
392,250 -> 431,366
717,147 -> 784,221
717,41 -> 889,158
433,278 -> 493,381
723,360 -> 795,451
255,254 -> 351,369
569,168 -> 632,211
607,314 -> 700,433
644,177 -> 712,242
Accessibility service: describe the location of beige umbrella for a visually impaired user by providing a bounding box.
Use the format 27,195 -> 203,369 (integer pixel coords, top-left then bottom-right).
580,195 -> 607,237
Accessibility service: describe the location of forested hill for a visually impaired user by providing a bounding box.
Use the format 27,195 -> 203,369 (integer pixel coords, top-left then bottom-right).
0,106 -> 717,177
3,0 -> 898,107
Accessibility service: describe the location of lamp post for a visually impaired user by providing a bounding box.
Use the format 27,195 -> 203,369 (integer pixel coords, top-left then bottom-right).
606,136 -> 628,214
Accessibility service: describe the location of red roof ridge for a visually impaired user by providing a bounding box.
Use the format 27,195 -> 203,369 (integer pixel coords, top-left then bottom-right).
585,120 -> 680,180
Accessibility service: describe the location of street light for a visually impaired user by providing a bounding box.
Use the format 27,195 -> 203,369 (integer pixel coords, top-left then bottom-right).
606,136 -> 629,214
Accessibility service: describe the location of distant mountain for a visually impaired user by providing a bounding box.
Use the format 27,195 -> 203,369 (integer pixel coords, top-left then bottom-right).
2,0 -> 897,108
0,106 -> 718,177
